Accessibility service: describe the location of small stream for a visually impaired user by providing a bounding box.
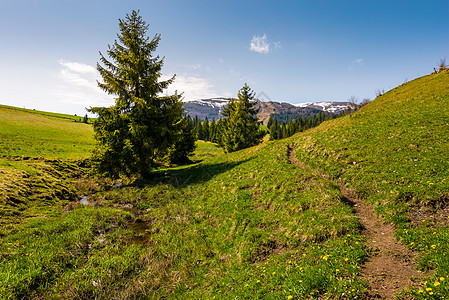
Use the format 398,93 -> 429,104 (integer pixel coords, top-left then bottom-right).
80,195 -> 90,205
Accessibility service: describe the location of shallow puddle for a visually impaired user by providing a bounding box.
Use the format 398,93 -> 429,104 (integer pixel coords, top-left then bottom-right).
80,195 -> 89,205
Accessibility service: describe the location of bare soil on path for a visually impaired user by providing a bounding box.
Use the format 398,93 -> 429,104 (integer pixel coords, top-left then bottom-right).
287,143 -> 424,299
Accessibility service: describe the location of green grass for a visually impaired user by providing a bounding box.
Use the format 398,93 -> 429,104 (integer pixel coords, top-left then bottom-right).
1,70 -> 449,298
293,69 -> 449,298
190,140 -> 224,162
0,105 -> 94,235
0,138 -> 369,299
0,105 -> 94,160
0,104 -> 90,122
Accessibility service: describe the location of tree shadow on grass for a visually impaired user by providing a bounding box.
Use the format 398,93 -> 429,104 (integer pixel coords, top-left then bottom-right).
129,158 -> 253,189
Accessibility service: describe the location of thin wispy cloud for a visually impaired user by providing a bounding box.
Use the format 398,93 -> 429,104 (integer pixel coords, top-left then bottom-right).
59,60 -> 96,74
348,58 -> 365,70
58,59 -> 97,89
250,34 -> 270,54
353,58 -> 365,65
56,59 -> 114,107
162,74 -> 221,101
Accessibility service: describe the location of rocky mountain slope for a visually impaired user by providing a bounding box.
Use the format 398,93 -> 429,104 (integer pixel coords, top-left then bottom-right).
183,98 -> 354,125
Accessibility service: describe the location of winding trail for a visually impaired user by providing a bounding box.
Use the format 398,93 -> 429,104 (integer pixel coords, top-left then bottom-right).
287,143 -> 424,299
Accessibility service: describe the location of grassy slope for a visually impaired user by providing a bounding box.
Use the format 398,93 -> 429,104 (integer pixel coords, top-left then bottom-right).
294,69 -> 449,297
1,70 -> 448,299
0,136 -> 369,296
0,105 -> 94,234
0,104 -> 94,159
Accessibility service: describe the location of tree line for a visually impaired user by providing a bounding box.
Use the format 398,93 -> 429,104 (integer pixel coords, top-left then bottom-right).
87,10 -> 362,179
268,111 -> 334,140
188,84 -> 264,152
192,109 -> 343,142
88,11 -> 263,178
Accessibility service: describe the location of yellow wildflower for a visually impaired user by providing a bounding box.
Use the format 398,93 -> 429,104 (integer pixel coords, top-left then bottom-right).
434,282 -> 440,287
287,296 -> 293,300
440,277 -> 445,281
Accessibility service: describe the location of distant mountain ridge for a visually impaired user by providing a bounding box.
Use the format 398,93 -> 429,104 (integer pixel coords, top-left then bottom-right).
183,98 -> 354,125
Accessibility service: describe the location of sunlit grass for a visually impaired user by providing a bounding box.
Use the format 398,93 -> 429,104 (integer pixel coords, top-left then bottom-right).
1,70 -> 448,298
293,69 -> 449,297
0,105 -> 94,159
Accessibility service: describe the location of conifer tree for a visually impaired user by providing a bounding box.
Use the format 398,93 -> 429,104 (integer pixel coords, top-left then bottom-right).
202,117 -> 210,141
169,115 -> 196,164
220,84 -> 263,153
269,118 -> 279,140
209,117 -> 216,142
88,10 -> 183,178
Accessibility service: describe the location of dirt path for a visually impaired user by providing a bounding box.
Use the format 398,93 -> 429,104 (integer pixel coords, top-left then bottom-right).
287,143 -> 423,299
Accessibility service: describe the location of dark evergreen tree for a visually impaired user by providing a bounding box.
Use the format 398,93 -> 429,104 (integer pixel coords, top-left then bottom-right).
269,118 -> 279,140
209,117 -> 217,142
88,10 -> 183,178
169,115 -> 197,164
202,117 -> 210,141
220,84 -> 263,153
267,116 -> 274,128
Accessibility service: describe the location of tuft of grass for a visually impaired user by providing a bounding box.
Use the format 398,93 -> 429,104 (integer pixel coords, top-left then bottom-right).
0,207 -> 135,299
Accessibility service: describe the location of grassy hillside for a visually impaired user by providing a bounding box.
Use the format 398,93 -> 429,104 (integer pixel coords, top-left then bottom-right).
1,70 -> 448,299
0,104 -> 94,159
0,109 -> 370,298
0,105 -> 94,234
293,69 -> 449,297
0,140 -> 369,299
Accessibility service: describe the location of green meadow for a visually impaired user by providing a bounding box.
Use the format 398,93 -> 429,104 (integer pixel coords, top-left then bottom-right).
0,104 -> 94,159
1,70 -> 449,299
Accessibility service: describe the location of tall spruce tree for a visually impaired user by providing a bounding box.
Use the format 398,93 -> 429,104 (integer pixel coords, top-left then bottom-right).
88,10 -> 184,178
220,84 -> 263,153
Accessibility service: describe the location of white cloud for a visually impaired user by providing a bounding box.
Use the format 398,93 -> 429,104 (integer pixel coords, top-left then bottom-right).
56,59 -> 114,108
250,34 -> 270,54
273,41 -> 282,49
348,58 -> 365,70
352,58 -> 365,65
59,59 -> 96,74
161,74 -> 221,101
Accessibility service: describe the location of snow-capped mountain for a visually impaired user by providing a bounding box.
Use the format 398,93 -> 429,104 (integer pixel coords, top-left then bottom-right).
183,98 -> 229,121
294,101 -> 355,114
183,98 -> 354,125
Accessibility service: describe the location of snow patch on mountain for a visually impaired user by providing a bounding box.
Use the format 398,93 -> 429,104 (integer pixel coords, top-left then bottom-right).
185,97 -> 229,106
294,101 -> 353,113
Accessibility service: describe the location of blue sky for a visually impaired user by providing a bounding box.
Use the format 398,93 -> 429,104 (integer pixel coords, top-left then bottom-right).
0,0 -> 448,116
